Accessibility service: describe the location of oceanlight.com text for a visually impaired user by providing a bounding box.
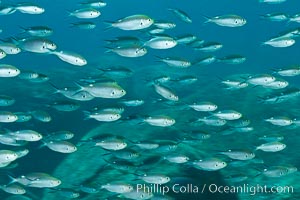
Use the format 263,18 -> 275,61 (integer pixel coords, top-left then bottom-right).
136,183 -> 294,196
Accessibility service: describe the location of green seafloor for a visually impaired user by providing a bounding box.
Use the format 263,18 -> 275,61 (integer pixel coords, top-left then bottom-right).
0,0 -> 300,200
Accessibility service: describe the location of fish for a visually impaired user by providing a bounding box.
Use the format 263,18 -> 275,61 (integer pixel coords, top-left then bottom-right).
212,110 -> 242,120
163,154 -> 189,163
79,0 -> 107,8
193,55 -> 217,65
95,138 -> 127,150
101,183 -> 133,193
105,36 -> 142,47
264,116 -> 293,126
76,81 -> 126,98
106,45 -> 147,57
204,14 -> 247,27
15,3 -> 45,15
153,21 -> 176,29
48,101 -> 80,112
192,158 -> 227,171
9,173 -> 61,188
98,66 -> 133,78
196,117 -> 227,126
260,13 -> 289,22
0,95 -> 15,106
170,75 -> 198,85
156,56 -> 191,68
288,14 -> 300,23
7,130 -> 43,142
48,51 -> 87,66
70,22 -> 96,30
14,112 -> 32,122
0,43 -> 21,54
259,0 -> 287,4
194,42 -> 223,52
106,14 -> 154,30
120,99 -> 145,107
42,140 -> 77,153
217,55 -> 246,64
256,141 -> 286,152
168,8 -> 192,23
262,79 -> 289,89
20,26 -> 53,37
69,8 -> 100,19
246,74 -> 276,86
219,149 -> 255,160
137,174 -> 171,184
259,134 -> 284,142
0,111 -> 18,122
48,188 -> 80,199
144,36 -> 177,49
14,37 -> 57,53
263,37 -> 295,48
153,84 -> 178,101
0,150 -> 18,164
0,64 -> 20,77
31,110 -> 51,122
187,102 -> 218,112
0,49 -> 6,59
45,131 -> 74,141
83,110 -> 121,122
272,65 -> 300,77
175,34 -> 197,44
144,116 -> 176,127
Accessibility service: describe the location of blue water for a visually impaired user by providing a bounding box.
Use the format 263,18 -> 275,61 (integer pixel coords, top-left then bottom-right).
0,0 -> 300,199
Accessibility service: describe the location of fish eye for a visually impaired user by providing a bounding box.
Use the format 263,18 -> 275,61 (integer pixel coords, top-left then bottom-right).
235,20 -> 238,24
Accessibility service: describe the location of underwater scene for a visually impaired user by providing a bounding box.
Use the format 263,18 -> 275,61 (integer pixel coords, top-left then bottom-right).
0,0 -> 300,199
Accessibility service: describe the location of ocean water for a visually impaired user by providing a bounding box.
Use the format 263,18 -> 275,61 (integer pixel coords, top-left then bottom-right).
0,0 -> 300,200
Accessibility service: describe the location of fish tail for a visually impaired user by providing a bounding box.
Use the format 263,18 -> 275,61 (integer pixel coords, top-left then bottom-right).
18,26 -> 27,34
49,83 -> 60,94
37,140 -> 47,149
103,21 -> 114,31
201,14 -> 212,23
270,68 -> 279,74
7,174 -> 17,185
83,111 -> 91,120
104,46 -> 113,53
74,81 -> 85,91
